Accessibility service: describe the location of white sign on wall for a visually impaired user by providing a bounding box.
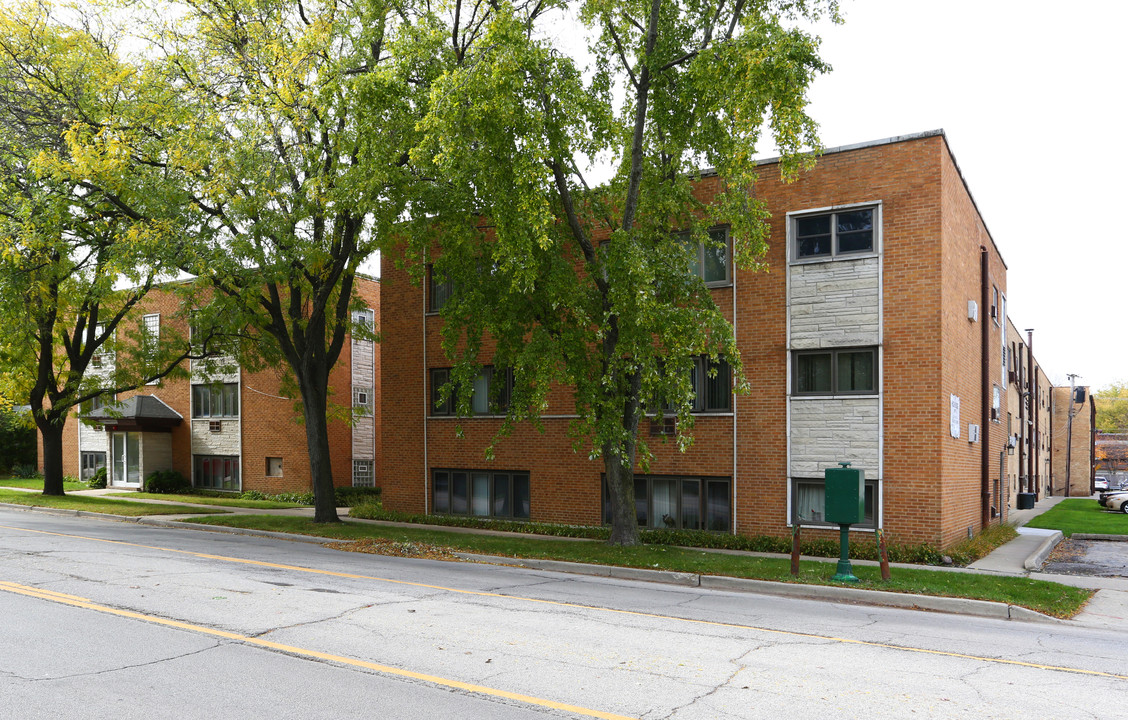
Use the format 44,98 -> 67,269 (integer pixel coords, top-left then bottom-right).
950,394 -> 961,439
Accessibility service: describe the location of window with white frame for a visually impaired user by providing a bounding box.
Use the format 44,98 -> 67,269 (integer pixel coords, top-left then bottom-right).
353,309 -> 375,339
679,227 -> 731,286
142,314 -> 160,384
791,477 -> 878,528
353,386 -> 373,415
90,323 -> 114,368
793,207 -> 875,260
80,452 -> 106,480
792,347 -> 878,396
353,459 -> 374,487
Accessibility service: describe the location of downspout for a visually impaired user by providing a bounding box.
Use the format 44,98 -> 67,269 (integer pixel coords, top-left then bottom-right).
1026,330 -> 1036,497
1091,399 -> 1097,493
980,247 -> 991,529
731,262 -> 738,536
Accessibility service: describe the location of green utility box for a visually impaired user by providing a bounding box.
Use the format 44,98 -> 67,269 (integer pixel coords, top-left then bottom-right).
825,463 -> 865,525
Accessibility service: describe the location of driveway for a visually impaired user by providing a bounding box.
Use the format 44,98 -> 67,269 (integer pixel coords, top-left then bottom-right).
1043,538 -> 1128,577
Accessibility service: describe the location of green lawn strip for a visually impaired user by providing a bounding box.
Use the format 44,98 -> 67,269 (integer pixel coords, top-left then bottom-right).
0,489 -> 228,516
1024,498 -> 1128,537
0,478 -> 89,492
183,515 -> 1092,618
104,492 -> 304,510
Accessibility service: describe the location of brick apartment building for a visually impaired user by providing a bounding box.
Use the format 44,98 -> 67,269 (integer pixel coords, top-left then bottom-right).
379,130 -> 1086,549
51,276 -> 381,494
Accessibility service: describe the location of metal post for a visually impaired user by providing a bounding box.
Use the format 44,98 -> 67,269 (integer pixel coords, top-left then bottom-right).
832,524 -> 858,583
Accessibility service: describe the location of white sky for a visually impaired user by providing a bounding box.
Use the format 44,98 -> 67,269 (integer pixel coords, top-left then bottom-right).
801,0 -> 1128,391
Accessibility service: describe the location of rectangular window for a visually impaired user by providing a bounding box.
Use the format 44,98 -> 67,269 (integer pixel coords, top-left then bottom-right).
353,460 -> 374,487
652,356 -> 732,418
266,457 -> 283,477
793,348 -> 877,396
353,308 -> 375,335
794,208 -> 875,260
679,227 -> 730,286
602,475 -> 731,532
429,366 -> 512,416
428,264 -> 454,313
432,469 -> 529,519
192,383 -> 239,418
142,314 -> 160,384
353,386 -> 373,416
80,452 -> 106,480
193,455 -> 240,491
791,477 -> 878,529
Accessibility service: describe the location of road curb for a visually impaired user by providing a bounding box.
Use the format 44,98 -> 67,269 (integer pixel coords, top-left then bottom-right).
453,552 -> 1063,624
1024,531 -> 1064,571
0,503 -> 1066,624
1072,533 -> 1128,542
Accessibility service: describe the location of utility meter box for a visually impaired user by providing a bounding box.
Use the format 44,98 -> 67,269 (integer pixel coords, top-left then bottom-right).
825,463 -> 865,525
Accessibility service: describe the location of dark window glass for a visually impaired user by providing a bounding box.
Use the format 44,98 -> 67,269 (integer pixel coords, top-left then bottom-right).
430,368 -> 452,415
681,480 -> 701,530
703,358 -> 731,411
192,384 -> 238,418
428,265 -> 453,312
837,350 -> 875,393
433,471 -> 449,513
836,210 -> 873,253
796,353 -> 833,393
796,215 -> 832,257
492,473 -> 510,517
602,475 -> 730,531
680,228 -> 730,284
792,478 -> 877,528
513,474 -> 530,519
433,470 -> 529,519
451,472 -> 468,514
706,480 -> 730,531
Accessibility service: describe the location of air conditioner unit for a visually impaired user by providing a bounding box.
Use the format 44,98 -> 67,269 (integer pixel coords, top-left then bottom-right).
1007,435 -> 1018,448
967,300 -> 978,322
968,424 -> 980,443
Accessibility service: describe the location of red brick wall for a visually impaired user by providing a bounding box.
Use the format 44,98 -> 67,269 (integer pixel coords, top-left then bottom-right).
381,133 -> 1020,548
53,277 -> 379,494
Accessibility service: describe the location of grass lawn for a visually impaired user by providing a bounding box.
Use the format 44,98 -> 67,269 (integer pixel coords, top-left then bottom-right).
1025,498 -> 1128,537
105,492 -> 306,510
0,489 -> 228,516
0,477 -> 88,492
183,514 -> 1093,618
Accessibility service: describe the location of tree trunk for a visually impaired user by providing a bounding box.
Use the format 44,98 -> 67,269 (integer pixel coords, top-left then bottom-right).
604,440 -> 640,546
38,414 -> 66,496
296,374 -> 340,523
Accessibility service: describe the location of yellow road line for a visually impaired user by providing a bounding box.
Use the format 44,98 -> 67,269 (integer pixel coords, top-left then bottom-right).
0,580 -> 635,720
3,524 -> 1126,682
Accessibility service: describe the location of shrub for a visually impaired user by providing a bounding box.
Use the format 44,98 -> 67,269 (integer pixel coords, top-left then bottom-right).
10,463 -> 41,479
145,469 -> 189,494
272,491 -> 315,505
86,467 -> 107,489
334,486 -> 381,507
240,490 -> 266,501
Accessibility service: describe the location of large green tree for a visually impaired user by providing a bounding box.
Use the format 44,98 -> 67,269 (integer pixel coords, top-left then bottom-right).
0,2 -> 201,496
404,0 -> 836,544
129,0 -> 422,521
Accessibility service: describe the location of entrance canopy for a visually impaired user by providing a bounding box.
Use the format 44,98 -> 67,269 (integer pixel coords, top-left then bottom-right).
86,395 -> 183,433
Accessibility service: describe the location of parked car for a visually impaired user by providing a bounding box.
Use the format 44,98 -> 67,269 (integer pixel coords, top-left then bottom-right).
1095,476 -> 1109,491
1099,490 -> 1128,508
1107,494 -> 1128,514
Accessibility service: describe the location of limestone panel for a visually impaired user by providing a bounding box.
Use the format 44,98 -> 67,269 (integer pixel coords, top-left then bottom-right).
789,397 -> 880,477
789,256 -> 881,349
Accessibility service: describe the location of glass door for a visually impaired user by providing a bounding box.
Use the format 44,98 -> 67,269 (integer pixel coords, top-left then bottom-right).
111,432 -> 141,486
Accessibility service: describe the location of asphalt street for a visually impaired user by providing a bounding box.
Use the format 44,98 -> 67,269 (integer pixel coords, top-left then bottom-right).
1,509 -> 1125,719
